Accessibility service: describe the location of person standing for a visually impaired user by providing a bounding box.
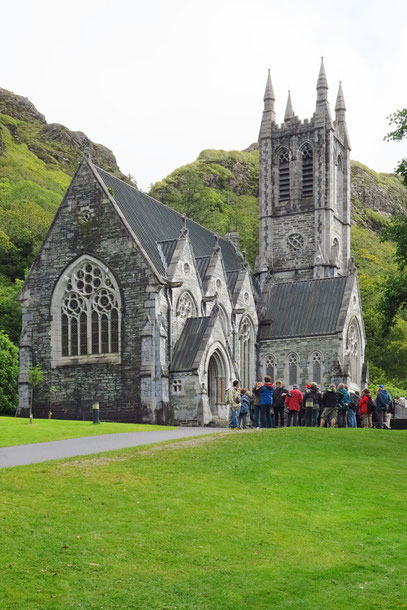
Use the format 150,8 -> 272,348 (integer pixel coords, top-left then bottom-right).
347,389 -> 359,428
375,384 -> 392,429
358,388 -> 374,428
252,381 -> 263,428
337,383 -> 350,428
285,384 -> 303,426
272,380 -> 289,427
258,376 -> 274,428
239,389 -> 250,429
302,382 -> 322,427
226,379 -> 241,430
320,384 -> 338,428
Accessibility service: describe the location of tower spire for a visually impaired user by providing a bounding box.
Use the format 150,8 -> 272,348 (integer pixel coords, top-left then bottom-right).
284,91 -> 294,122
259,69 -> 276,138
335,81 -> 351,149
315,57 -> 333,128
316,57 -> 328,101
335,81 -> 346,114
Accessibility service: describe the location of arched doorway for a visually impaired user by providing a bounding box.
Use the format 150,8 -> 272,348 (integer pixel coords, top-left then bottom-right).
207,349 -> 227,416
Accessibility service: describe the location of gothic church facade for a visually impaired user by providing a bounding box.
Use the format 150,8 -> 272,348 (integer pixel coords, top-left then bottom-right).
17,60 -> 366,424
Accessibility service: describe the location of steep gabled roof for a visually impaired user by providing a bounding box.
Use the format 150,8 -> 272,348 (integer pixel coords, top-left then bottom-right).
226,270 -> 239,295
195,256 -> 211,282
258,276 -> 348,340
95,167 -> 242,278
157,239 -> 178,271
171,317 -> 211,372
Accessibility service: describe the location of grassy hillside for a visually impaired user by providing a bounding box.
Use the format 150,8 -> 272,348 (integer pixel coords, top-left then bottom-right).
0,89 -> 128,344
1,429 -> 406,608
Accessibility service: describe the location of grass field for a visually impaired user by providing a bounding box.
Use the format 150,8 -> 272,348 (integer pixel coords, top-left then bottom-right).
1,428 -> 406,609
0,416 -> 175,447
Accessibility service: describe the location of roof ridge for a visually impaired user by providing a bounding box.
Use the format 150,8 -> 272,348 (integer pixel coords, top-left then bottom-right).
156,237 -> 179,244
270,275 -> 347,286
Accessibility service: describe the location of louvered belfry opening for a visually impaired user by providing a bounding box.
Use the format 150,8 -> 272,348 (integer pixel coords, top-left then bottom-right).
278,150 -> 290,201
302,144 -> 313,197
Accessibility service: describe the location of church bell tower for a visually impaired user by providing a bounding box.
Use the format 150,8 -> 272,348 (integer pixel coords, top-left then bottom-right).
255,59 -> 352,286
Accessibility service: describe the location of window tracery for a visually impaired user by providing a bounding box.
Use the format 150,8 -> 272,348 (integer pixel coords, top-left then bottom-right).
310,351 -> 322,385
264,354 -> 276,382
301,143 -> 313,197
60,259 -> 120,357
239,318 -> 253,389
347,318 -> 360,385
287,353 -> 298,386
176,292 -> 196,320
287,233 -> 304,252
278,149 -> 290,201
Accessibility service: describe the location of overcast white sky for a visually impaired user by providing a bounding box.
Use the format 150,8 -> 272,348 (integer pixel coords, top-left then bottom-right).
1,0 -> 406,190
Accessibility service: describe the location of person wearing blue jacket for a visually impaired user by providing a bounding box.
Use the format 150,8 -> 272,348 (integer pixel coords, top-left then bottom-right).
257,376 -> 274,428
337,383 -> 350,428
375,385 -> 391,428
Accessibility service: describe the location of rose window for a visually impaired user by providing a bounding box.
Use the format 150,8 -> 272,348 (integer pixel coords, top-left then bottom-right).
177,292 -> 195,320
287,233 -> 304,252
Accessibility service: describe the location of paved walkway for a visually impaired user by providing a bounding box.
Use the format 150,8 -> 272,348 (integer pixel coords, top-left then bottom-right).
0,427 -> 226,469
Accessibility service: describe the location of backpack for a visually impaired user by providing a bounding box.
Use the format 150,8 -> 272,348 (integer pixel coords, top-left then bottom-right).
367,396 -> 376,413
305,392 -> 314,408
349,393 -> 358,412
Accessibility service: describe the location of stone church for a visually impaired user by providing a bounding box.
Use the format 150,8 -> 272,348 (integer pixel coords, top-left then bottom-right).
17,60 -> 366,425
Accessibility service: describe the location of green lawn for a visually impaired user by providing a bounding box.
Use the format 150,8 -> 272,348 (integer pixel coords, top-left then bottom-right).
1,428 -> 406,609
0,416 -> 175,447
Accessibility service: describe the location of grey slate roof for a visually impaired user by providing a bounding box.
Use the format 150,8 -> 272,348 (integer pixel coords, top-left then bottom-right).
157,239 -> 178,269
195,256 -> 211,281
171,317 -> 211,371
258,276 -> 348,340
95,167 -> 242,277
226,270 -> 239,295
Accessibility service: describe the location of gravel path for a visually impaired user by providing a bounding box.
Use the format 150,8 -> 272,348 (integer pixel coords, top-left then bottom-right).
0,427 -> 226,469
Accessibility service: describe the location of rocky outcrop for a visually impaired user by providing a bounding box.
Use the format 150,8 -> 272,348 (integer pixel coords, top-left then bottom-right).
0,87 -> 125,179
351,162 -> 407,216
41,124 -> 120,174
0,88 -> 46,124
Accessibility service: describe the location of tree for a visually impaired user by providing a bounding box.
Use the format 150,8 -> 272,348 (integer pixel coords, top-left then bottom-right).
384,109 -> 407,187
0,330 -> 19,415
28,364 -> 44,422
379,109 -> 407,331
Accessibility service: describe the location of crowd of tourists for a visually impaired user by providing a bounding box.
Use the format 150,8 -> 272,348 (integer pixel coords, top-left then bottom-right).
225,377 -> 393,430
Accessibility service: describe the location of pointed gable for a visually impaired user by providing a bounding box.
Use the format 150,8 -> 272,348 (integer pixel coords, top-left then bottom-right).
93,166 -> 243,278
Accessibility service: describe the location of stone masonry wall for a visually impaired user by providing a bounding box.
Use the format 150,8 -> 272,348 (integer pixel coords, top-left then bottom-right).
20,161 -> 167,423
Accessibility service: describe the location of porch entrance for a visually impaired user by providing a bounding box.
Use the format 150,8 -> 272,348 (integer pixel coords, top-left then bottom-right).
207,350 -> 226,414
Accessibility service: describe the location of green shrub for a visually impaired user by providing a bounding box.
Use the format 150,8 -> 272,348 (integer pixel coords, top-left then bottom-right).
0,330 -> 18,414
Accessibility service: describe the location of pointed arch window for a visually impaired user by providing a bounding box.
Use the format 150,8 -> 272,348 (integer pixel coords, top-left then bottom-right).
310,351 -> 323,385
336,154 -> 344,212
279,149 -> 290,201
287,353 -> 298,386
301,144 -> 313,197
347,318 -> 361,385
264,354 -> 276,382
54,257 -> 122,363
239,317 -> 254,389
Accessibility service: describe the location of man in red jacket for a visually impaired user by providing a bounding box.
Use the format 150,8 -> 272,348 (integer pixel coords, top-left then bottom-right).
285,384 -> 303,426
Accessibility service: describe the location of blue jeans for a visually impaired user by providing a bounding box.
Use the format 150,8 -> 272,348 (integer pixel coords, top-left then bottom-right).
261,404 -> 272,428
254,404 -> 261,427
229,407 -> 239,428
347,409 -> 357,428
